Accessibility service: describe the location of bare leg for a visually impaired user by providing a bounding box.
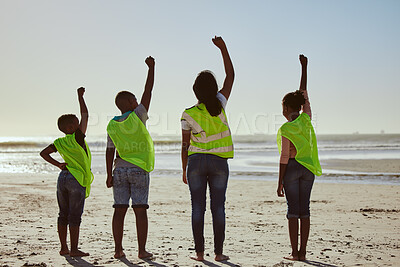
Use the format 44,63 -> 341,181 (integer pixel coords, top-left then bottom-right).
69,226 -> 89,257
58,224 -> 69,255
113,207 -> 128,258
284,218 -> 299,260
133,207 -> 152,259
299,218 -> 310,261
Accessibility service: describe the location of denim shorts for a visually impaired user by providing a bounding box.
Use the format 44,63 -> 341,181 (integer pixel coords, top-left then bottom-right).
57,170 -> 86,226
283,159 -> 315,219
112,166 -> 150,209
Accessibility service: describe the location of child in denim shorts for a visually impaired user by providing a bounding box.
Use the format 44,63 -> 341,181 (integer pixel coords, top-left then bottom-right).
40,87 -> 93,257
106,56 -> 155,259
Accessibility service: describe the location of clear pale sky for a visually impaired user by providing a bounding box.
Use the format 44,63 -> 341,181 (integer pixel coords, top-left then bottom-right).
1,0 -> 399,136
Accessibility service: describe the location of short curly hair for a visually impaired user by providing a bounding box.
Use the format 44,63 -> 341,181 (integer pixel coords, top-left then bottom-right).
115,91 -> 136,111
57,114 -> 78,133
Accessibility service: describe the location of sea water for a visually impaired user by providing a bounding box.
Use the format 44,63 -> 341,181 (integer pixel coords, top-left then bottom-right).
0,134 -> 399,185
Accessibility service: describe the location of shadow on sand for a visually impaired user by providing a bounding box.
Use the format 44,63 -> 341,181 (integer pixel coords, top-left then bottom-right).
301,260 -> 339,267
195,259 -> 241,267
118,257 -> 169,267
64,256 -> 97,267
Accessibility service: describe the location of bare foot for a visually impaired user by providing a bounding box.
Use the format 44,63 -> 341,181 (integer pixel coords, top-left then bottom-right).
215,254 -> 229,261
70,249 -> 89,257
283,254 -> 299,261
190,251 -> 204,261
114,250 -> 126,259
299,250 -> 306,261
59,248 -> 70,256
138,251 -> 153,259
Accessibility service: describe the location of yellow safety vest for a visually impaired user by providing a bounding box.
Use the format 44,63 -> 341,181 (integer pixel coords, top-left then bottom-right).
182,103 -> 234,158
107,112 -> 155,172
54,133 -> 94,198
277,113 -> 322,176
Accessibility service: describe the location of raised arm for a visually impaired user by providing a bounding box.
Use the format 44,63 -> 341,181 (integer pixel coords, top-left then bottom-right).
213,36 -> 235,100
77,87 -> 89,134
299,54 -> 312,117
299,54 -> 307,92
140,56 -> 155,111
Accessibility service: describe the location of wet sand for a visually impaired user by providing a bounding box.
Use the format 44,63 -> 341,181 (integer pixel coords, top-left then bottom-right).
322,158 -> 400,173
0,171 -> 399,267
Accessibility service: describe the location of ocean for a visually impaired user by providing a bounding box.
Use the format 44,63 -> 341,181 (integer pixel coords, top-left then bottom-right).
0,134 -> 399,185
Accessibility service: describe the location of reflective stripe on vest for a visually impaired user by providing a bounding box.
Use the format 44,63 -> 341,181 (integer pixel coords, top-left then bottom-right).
107,112 -> 155,172
182,103 -> 234,158
181,112 -> 231,143
277,113 -> 322,176
53,133 -> 94,198
189,145 -> 234,153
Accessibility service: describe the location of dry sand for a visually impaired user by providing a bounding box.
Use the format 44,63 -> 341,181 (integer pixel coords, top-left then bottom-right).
0,172 -> 399,267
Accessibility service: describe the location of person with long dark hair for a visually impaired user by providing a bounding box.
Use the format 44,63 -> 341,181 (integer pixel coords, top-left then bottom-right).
181,36 -> 234,262
277,54 -> 322,261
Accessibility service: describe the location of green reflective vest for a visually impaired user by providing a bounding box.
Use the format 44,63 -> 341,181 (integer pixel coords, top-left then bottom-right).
53,133 -> 94,198
277,113 -> 322,176
182,103 -> 234,158
107,112 -> 155,172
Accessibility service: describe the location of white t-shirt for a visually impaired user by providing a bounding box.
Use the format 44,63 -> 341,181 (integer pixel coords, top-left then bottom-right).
181,92 -> 227,131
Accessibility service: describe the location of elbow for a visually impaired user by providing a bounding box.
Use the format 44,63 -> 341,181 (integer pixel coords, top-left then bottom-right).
229,68 -> 235,78
106,147 -> 115,158
227,71 -> 235,83
181,143 -> 189,152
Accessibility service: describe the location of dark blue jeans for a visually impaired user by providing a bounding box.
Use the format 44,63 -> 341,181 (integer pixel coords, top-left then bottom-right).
187,153 -> 229,255
57,170 -> 86,226
283,159 -> 315,219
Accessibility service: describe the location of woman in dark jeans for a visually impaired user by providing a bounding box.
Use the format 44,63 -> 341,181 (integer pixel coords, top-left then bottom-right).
181,36 -> 234,262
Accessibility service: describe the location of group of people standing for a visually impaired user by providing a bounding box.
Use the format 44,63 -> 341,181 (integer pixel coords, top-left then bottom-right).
40,36 -> 321,263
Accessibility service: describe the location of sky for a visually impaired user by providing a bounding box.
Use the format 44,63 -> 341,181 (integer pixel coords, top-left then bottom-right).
0,0 -> 399,137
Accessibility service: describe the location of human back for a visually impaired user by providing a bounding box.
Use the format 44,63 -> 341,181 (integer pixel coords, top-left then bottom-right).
105,56 -> 155,260
182,100 -> 233,159
39,87 -> 91,257
276,54 -> 321,262
53,132 -> 93,197
181,39 -> 235,159
107,109 -> 155,172
277,112 -> 321,176
180,36 -> 234,262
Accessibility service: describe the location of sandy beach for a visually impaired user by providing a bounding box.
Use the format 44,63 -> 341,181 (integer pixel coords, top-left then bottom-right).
0,169 -> 399,267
